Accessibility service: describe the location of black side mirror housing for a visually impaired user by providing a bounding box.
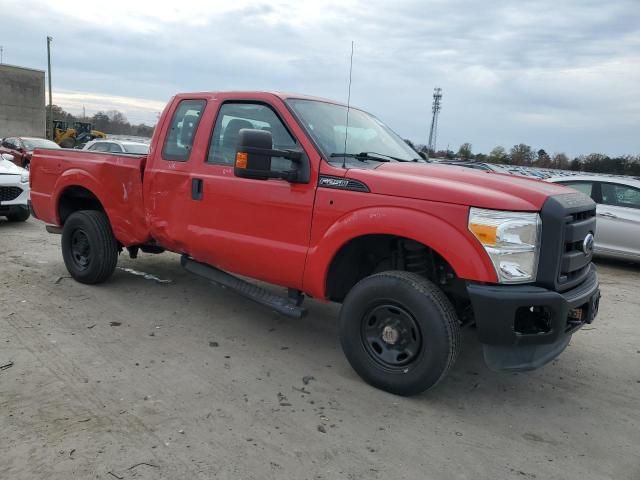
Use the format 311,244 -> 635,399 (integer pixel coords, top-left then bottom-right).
234,129 -> 303,182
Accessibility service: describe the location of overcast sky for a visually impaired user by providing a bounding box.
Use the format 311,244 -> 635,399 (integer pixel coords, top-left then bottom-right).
1,0 -> 639,155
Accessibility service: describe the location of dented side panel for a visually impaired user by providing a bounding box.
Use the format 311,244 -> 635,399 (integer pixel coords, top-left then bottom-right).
30,148 -> 151,246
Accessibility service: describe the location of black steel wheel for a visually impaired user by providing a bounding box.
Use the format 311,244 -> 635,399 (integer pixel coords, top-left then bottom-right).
61,210 -> 118,284
361,304 -> 422,369
340,271 -> 460,396
70,228 -> 91,270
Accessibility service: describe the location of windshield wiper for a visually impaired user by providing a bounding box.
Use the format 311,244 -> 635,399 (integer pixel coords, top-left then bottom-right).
330,151 -> 421,163
360,152 -> 419,162
329,152 -> 391,162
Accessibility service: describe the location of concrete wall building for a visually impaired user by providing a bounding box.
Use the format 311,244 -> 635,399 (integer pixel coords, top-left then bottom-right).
0,64 -> 46,138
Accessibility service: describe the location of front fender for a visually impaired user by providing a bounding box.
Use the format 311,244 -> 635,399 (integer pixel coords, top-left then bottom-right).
303,205 -> 497,300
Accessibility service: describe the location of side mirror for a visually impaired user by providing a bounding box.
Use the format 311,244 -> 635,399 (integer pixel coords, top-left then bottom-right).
1,153 -> 15,162
234,129 -> 302,182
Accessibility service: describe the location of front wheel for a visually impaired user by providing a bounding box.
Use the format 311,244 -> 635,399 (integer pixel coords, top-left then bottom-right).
339,271 -> 460,396
61,210 -> 118,284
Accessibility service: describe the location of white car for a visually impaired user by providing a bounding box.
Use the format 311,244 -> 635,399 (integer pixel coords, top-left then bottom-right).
546,174 -> 640,261
82,139 -> 149,154
0,153 -> 30,222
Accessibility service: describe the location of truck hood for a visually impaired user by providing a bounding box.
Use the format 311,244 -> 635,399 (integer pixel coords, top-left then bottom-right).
347,162 -> 571,211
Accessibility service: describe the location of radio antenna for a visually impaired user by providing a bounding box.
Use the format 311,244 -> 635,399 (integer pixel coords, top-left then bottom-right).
342,41 -> 354,169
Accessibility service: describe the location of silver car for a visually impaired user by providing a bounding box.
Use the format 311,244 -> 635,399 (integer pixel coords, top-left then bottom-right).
82,139 -> 149,154
546,175 -> 640,261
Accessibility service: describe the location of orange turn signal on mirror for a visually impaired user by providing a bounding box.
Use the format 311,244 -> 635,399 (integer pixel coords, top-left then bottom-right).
469,223 -> 497,246
235,152 -> 248,169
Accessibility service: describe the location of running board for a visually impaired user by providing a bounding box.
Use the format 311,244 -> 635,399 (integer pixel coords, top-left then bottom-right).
181,256 -> 307,319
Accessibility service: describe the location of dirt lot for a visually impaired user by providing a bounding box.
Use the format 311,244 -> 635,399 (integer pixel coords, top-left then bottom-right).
1,217 -> 638,480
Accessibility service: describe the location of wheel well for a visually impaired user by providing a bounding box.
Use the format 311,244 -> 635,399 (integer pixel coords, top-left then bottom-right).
58,186 -> 105,224
325,235 -> 470,317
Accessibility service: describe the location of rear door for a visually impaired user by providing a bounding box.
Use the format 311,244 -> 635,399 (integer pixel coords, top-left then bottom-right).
595,181 -> 640,258
143,98 -> 208,253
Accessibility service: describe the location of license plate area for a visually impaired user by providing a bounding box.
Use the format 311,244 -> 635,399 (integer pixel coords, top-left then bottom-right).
565,292 -> 600,333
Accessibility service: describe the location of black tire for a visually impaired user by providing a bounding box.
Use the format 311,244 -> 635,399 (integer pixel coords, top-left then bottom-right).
339,271 -> 460,396
7,206 -> 30,222
61,210 -> 118,284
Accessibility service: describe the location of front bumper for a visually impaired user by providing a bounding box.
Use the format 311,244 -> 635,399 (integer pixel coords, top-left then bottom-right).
0,176 -> 30,216
467,265 -> 600,371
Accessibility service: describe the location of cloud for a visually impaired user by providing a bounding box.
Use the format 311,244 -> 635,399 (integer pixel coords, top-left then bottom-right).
2,0 -> 639,155
53,90 -> 166,124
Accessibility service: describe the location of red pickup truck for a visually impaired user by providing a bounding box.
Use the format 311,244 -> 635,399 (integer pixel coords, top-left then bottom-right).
30,91 -> 600,395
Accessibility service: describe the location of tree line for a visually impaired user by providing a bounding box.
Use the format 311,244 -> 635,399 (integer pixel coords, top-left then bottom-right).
404,140 -> 640,177
48,105 -> 154,137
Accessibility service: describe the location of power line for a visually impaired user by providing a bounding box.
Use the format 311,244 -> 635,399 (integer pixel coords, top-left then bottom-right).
427,87 -> 442,153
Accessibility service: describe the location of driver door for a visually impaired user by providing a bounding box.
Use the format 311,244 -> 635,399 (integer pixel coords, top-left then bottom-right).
187,99 -> 317,289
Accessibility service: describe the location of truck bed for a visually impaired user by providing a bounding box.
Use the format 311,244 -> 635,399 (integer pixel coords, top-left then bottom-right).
30,148 -> 152,246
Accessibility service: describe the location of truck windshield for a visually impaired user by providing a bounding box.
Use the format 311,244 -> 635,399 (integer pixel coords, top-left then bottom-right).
287,99 -> 422,167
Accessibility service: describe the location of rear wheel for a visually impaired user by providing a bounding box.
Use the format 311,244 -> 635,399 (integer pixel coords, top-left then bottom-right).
61,210 -> 118,284
339,271 -> 460,396
7,206 -> 30,222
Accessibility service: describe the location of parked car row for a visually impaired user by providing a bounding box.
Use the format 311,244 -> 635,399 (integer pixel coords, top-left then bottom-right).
0,136 -> 150,170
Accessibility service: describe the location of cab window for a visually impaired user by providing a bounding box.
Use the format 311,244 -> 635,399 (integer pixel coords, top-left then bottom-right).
162,99 -> 206,161
207,103 -> 297,173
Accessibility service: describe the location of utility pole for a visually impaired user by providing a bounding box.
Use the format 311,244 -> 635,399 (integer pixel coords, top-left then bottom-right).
0,45 -> 4,64
427,87 -> 442,154
47,36 -> 53,140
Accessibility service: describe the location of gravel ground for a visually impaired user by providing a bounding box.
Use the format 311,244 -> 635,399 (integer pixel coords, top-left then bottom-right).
1,217 -> 638,480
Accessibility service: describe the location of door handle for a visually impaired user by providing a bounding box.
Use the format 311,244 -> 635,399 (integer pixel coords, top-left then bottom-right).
598,211 -> 617,219
191,178 -> 203,200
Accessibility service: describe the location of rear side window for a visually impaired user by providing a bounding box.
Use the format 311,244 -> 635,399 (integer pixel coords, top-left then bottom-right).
162,99 -> 206,161
90,142 -> 111,152
562,181 -> 594,199
600,183 -> 640,209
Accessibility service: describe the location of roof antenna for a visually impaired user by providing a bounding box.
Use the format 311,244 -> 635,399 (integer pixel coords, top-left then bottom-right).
342,41 -> 354,169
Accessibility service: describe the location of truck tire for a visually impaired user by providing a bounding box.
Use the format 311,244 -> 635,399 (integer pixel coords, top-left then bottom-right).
339,271 -> 460,396
7,206 -> 30,222
61,210 -> 118,284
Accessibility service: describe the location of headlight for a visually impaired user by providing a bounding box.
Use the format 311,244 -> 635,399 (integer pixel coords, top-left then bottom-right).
20,171 -> 29,183
468,208 -> 541,284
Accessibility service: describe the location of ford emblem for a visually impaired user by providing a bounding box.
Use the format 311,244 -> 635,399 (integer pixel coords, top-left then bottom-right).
582,233 -> 595,255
